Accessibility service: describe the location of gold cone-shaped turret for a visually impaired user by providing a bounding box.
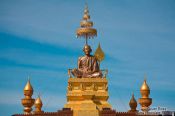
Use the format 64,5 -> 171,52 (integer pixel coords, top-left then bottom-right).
34,95 -> 44,114
141,80 -> 149,90
21,78 -> 35,114
23,79 -> 33,99
140,79 -> 150,98
35,96 -> 42,106
138,77 -> 152,114
76,4 -> 97,44
128,93 -> 137,112
24,79 -> 33,91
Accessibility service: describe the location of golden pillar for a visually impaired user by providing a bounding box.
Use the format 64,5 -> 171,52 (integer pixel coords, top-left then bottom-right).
21,79 -> 35,114
34,95 -> 44,114
138,79 -> 152,114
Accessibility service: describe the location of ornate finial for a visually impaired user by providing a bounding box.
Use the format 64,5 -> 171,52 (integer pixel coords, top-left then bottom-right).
94,43 -> 105,67
138,77 -> 152,114
128,93 -> 137,113
24,78 -> 33,92
83,3 -> 90,20
76,3 -> 97,45
34,94 -> 44,114
140,79 -> 150,97
21,78 -> 35,114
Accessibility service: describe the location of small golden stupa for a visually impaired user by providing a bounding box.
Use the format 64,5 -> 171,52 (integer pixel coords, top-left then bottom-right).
21,79 -> 35,114
128,93 -> 138,113
34,95 -> 44,114
138,78 -> 152,114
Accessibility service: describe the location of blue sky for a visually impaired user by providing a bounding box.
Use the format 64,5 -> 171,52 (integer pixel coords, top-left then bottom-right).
0,0 -> 175,115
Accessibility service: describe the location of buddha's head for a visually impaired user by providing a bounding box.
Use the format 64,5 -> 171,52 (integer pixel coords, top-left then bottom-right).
83,45 -> 92,55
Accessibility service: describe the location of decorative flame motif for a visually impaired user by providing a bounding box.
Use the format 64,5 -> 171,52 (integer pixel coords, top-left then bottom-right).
94,43 -> 105,62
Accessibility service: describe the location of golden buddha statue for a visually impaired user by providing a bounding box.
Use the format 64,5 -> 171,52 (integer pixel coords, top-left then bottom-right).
71,45 -> 102,78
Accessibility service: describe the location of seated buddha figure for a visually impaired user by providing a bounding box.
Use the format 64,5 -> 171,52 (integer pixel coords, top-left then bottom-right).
71,45 -> 102,78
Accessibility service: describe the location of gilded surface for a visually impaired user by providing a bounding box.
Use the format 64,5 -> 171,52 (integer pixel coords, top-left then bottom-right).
34,96 -> 44,114
138,79 -> 152,114
21,80 -> 35,114
24,79 -> 33,91
64,77 -> 111,116
128,94 -> 138,113
76,3 -> 97,45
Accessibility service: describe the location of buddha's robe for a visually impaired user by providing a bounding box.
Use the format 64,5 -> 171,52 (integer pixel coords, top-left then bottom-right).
72,55 -> 102,78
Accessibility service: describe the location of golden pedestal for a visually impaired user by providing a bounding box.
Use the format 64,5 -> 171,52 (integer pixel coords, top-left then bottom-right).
64,77 -> 111,116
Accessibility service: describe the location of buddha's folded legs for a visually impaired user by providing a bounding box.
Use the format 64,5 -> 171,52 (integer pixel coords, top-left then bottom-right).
71,69 -> 103,78
71,69 -> 83,78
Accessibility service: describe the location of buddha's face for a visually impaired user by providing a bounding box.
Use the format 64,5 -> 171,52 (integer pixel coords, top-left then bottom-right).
83,45 -> 91,55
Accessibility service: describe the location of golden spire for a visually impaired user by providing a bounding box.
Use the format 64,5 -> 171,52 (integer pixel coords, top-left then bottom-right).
34,95 -> 44,114
140,79 -> 150,98
21,78 -> 35,114
35,96 -> 42,106
138,77 -> 152,114
76,3 -> 97,44
24,78 -> 33,91
128,93 -> 137,112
